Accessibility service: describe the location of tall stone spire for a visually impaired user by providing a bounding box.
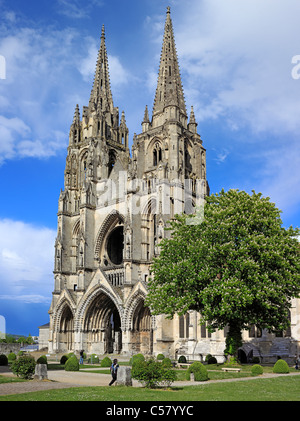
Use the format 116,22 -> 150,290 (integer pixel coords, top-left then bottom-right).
88,25 -> 114,113
152,7 -> 186,121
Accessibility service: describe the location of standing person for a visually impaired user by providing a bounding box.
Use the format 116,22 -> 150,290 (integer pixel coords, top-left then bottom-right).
79,350 -> 84,365
109,359 -> 119,386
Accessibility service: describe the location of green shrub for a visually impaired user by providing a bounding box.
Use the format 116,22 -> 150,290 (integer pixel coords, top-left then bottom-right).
36,355 -> 47,365
130,353 -> 145,366
186,362 -> 208,382
273,359 -> 289,374
0,354 -> 8,366
252,356 -> 260,364
178,355 -> 187,363
64,355 -> 79,371
89,354 -> 99,364
60,355 -> 69,365
251,364 -> 263,376
8,352 -> 16,362
131,358 -> 177,388
100,356 -> 112,367
161,357 -> 172,368
207,356 -> 217,364
156,353 -> 165,360
11,355 -> 36,379
17,351 -> 24,357
205,354 -> 212,362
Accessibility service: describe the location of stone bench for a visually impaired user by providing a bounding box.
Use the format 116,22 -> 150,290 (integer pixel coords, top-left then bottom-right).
221,367 -> 241,372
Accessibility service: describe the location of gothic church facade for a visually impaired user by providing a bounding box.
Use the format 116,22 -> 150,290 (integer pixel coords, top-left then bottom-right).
47,8 -> 300,363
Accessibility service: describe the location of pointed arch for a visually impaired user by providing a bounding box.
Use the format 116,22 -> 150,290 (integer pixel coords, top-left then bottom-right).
94,210 -> 125,261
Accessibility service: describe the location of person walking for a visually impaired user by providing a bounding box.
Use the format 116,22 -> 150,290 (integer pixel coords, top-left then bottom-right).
79,350 -> 84,365
109,359 -> 119,386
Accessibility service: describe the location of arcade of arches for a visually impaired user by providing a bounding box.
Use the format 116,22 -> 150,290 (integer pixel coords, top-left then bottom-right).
58,292 -> 153,354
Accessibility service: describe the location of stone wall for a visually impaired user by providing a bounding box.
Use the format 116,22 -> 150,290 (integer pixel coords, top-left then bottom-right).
0,343 -> 21,355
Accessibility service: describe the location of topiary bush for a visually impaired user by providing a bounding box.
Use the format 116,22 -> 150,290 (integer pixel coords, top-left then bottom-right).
0,354 -> 8,366
251,364 -> 263,376
89,354 -> 99,364
252,356 -> 260,364
130,353 -> 145,366
273,359 -> 290,374
161,357 -> 172,368
8,352 -> 16,362
60,355 -> 69,365
36,355 -> 47,365
11,355 -> 36,379
156,353 -> 165,361
178,355 -> 187,363
186,362 -> 208,382
64,355 -> 79,371
207,356 -> 217,364
100,356 -> 112,367
205,354 -> 212,362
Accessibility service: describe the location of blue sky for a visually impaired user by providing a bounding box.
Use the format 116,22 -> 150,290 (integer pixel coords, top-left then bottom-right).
0,0 -> 299,336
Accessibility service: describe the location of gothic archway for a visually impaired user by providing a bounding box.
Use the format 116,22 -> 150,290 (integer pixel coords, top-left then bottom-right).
83,291 -> 122,354
129,298 -> 153,354
59,304 -> 74,351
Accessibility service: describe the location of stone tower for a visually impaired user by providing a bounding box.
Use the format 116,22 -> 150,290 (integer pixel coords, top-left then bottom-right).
48,8 -> 209,357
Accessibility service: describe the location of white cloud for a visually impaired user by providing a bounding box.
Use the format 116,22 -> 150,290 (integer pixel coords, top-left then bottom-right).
78,38 -> 131,88
57,0 -> 104,19
0,219 -> 56,302
174,0 -> 300,134
0,24 -> 87,163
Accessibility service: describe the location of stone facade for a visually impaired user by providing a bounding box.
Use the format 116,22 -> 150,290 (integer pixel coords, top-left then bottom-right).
47,8 -> 300,364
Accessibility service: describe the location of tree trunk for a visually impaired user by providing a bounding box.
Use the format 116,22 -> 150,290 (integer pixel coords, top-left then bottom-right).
225,324 -> 243,363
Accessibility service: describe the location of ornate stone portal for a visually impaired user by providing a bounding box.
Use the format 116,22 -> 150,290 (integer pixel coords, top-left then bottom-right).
47,8 -> 300,363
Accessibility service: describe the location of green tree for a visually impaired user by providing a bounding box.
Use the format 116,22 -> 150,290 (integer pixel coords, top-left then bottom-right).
146,189 -> 300,361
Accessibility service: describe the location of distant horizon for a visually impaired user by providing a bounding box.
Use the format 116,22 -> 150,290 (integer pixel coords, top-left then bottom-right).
0,0 -> 299,337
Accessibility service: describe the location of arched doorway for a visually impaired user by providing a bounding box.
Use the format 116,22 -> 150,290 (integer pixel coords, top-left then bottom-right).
59,305 -> 74,351
83,292 -> 122,354
130,300 -> 153,354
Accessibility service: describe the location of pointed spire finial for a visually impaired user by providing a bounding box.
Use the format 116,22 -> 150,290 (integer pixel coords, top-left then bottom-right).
152,7 -> 187,123
167,6 -> 171,14
88,25 -> 114,113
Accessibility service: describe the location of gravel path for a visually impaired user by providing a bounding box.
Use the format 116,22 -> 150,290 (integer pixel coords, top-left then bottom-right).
1,365 -> 299,397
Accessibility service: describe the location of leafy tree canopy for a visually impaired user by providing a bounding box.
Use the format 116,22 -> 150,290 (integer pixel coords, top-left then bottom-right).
146,189 -> 300,356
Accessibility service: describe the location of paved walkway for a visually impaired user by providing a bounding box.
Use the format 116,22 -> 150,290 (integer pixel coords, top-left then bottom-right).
0,365 -> 299,397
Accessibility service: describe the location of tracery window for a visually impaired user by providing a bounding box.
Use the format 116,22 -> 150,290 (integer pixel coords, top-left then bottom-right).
153,143 -> 162,166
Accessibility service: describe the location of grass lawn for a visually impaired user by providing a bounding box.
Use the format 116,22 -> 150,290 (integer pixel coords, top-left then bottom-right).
0,374 -> 299,401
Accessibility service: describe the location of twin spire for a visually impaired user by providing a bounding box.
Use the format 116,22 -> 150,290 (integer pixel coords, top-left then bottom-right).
88,24 -> 114,113
83,7 -> 193,130
152,6 -> 187,118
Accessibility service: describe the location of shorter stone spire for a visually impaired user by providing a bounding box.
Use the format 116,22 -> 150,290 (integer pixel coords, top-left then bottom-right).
188,106 -> 198,133
88,24 -> 114,113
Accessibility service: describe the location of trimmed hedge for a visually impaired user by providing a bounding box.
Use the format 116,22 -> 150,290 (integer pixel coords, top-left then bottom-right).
100,356 -> 112,367
130,353 -> 145,366
64,355 -> 79,371
60,355 -> 69,365
273,359 -> 289,374
186,362 -> 208,381
251,364 -> 263,376
36,355 -> 47,365
156,354 -> 165,360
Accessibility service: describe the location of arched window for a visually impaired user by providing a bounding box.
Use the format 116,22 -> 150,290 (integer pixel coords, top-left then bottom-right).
179,313 -> 190,339
153,143 -> 162,166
